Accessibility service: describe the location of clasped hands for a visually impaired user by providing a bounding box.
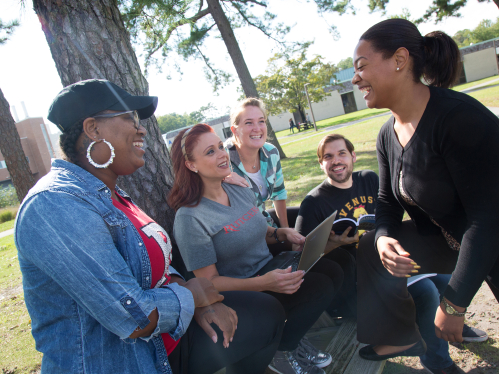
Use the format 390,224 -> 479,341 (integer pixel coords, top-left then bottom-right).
377,236 -> 465,342
184,277 -> 237,348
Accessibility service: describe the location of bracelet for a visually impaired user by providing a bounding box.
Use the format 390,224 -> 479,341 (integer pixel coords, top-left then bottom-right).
273,228 -> 285,243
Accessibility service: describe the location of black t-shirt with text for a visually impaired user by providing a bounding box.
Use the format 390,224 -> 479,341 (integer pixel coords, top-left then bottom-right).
295,171 -> 379,243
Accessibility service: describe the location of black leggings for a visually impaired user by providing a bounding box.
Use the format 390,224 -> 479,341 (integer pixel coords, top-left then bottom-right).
265,257 -> 343,351
169,291 -> 285,374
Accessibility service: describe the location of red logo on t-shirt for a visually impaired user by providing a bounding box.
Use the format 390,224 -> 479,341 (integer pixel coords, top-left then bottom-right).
223,206 -> 259,233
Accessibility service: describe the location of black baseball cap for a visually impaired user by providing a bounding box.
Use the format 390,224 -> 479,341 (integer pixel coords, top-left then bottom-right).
48,79 -> 158,132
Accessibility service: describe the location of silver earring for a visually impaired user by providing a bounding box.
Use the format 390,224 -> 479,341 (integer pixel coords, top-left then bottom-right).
194,170 -> 198,173
87,139 -> 115,168
396,67 -> 400,71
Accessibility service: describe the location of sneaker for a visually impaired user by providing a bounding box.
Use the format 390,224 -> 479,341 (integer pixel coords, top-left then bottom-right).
462,324 -> 488,342
297,337 -> 332,368
421,362 -> 464,374
268,350 -> 325,374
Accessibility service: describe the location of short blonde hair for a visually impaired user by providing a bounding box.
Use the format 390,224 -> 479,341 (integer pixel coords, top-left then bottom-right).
229,98 -> 268,145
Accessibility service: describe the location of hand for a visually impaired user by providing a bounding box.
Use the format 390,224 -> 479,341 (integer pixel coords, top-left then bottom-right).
435,303 -> 465,342
376,236 -> 417,277
280,228 -> 305,248
262,266 -> 305,294
194,302 -> 238,348
223,172 -> 250,187
183,277 -> 224,308
325,227 -> 359,254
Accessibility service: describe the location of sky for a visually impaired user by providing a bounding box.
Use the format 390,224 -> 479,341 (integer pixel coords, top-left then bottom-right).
0,0 -> 497,133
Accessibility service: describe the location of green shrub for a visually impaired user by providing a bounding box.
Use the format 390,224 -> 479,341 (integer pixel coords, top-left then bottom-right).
0,186 -> 19,208
0,210 -> 14,223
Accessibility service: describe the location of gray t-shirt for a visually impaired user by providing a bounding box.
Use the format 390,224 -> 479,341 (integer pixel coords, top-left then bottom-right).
173,183 -> 272,278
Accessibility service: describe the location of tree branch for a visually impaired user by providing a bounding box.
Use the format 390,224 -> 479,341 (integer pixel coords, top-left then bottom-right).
143,7 -> 211,63
231,4 -> 282,44
229,0 -> 268,7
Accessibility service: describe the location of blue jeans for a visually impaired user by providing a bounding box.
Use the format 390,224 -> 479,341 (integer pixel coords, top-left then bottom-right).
408,274 -> 453,370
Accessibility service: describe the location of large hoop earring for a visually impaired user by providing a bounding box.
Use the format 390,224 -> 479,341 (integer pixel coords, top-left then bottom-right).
87,139 -> 115,169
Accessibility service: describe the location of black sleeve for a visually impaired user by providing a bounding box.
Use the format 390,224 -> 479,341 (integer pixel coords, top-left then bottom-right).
374,127 -> 405,244
295,195 -> 325,237
438,104 -> 499,307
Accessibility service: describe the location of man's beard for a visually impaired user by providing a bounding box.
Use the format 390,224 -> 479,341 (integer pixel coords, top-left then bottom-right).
327,164 -> 353,184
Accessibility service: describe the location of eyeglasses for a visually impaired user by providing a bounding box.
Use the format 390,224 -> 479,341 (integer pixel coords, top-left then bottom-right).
93,110 -> 140,130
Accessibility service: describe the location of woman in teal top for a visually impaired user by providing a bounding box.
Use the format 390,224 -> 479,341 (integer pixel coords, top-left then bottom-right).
225,98 -> 289,228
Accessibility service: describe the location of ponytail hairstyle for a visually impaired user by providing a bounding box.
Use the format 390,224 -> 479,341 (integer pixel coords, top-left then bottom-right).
167,123 -> 215,211
360,19 -> 460,89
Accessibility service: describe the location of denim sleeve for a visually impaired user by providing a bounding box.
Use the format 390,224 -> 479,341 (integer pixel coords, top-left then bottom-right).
16,192 -> 192,340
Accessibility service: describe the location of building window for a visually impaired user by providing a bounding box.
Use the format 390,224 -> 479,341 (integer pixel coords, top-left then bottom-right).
0,160 -> 5,169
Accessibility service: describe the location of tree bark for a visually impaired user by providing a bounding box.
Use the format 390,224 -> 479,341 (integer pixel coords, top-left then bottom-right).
32,0 -> 176,233
206,0 -> 286,159
0,88 -> 36,202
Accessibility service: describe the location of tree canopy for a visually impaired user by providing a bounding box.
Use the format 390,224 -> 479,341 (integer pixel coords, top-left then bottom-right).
254,42 -> 336,121
453,17 -> 499,47
0,18 -> 19,45
156,102 -> 226,133
118,0 -> 289,91
337,57 -> 353,70
312,0 -> 498,24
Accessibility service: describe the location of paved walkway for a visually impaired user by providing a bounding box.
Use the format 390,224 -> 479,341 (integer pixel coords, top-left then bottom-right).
459,77 -> 499,93
0,228 -> 14,239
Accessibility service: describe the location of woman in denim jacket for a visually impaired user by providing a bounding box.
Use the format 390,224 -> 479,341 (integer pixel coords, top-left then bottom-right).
14,79 -> 285,374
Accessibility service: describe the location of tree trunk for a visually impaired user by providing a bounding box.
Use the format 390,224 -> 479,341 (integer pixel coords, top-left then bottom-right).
32,0 -> 176,234
206,0 -> 286,159
0,88 -> 36,202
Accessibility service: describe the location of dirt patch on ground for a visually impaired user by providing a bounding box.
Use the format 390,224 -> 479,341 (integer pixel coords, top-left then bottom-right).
0,284 -> 22,302
384,282 -> 499,373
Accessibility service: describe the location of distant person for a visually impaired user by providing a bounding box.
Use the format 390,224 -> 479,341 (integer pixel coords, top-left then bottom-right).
351,18 -> 499,367
306,113 -> 312,124
289,118 -> 297,133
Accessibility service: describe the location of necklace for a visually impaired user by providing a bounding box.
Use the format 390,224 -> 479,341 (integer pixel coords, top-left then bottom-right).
242,153 -> 259,170
252,154 -> 258,169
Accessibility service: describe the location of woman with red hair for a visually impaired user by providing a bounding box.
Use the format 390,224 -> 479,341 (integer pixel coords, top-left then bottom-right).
169,123 -> 344,374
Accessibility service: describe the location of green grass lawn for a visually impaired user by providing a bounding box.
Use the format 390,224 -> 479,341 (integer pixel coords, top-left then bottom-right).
275,108 -> 389,139
0,219 -> 15,233
281,116 -> 386,207
467,84 -> 499,107
0,235 -> 42,374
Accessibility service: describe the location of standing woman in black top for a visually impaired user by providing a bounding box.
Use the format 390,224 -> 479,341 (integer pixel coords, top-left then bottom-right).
351,18 -> 499,362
